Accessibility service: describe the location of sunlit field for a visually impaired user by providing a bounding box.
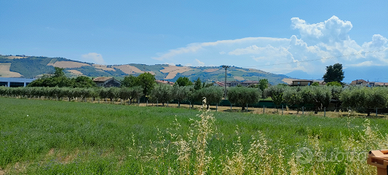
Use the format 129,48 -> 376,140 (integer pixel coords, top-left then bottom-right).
1,97 -> 388,174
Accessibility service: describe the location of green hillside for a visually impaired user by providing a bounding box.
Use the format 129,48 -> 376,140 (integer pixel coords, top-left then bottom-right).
0,55 -> 290,84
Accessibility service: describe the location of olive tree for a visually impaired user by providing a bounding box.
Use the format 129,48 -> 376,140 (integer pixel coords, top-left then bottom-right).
173,85 -> 192,107
196,86 -> 223,109
264,86 -> 286,109
342,87 -> 388,116
129,86 -> 143,104
228,87 -> 261,110
283,87 -> 303,113
150,84 -> 173,106
300,86 -> 332,114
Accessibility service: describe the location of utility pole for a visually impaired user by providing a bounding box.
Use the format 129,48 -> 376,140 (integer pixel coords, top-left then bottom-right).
221,65 -> 230,99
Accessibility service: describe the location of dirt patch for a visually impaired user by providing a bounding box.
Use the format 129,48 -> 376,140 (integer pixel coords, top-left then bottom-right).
160,65 -> 191,79
6,56 -> 27,59
47,61 -> 90,68
61,149 -> 79,164
47,148 -> 55,157
0,63 -> 22,77
282,78 -> 297,85
203,68 -> 219,72
68,70 -> 84,76
234,76 -> 245,81
115,65 -> 155,75
93,64 -> 116,71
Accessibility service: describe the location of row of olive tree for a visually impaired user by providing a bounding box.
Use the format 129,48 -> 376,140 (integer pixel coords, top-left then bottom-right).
0,86 -> 143,103
265,86 -> 341,114
265,85 -> 388,115
340,87 -> 388,116
149,84 -> 224,109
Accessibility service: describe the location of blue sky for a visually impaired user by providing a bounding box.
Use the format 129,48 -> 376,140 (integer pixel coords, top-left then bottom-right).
1,0 -> 387,81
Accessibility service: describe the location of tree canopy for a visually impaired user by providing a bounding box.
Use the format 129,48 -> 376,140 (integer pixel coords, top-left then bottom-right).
28,67 -> 96,88
175,77 -> 193,87
323,63 -> 344,83
121,75 -> 139,88
228,87 -> 261,110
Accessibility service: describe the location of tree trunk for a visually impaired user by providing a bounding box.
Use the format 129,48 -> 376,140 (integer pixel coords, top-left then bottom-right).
178,101 -> 180,108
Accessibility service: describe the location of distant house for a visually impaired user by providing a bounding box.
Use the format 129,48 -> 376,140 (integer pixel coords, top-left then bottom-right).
350,79 -> 368,86
93,77 -> 121,87
290,79 -> 314,86
375,82 -> 388,87
0,77 -> 35,87
156,80 -> 174,86
216,80 -> 260,87
241,80 -> 259,87
214,81 -> 225,87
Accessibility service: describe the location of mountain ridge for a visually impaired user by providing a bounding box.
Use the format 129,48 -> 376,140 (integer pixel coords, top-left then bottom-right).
0,54 -> 290,85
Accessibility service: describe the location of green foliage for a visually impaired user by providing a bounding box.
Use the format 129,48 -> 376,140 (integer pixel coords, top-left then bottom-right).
73,76 -> 97,88
195,86 -> 223,108
172,85 -> 192,107
323,63 -> 344,83
28,67 -> 96,88
137,72 -> 156,96
277,83 -> 288,87
283,87 -> 303,110
150,84 -> 173,105
264,86 -> 286,108
121,75 -> 139,87
311,82 -> 320,86
326,81 -> 342,87
54,67 -> 65,77
174,77 -> 193,86
300,86 -> 332,113
259,79 -> 269,92
340,87 -> 388,116
227,87 -> 261,110
194,78 -> 202,90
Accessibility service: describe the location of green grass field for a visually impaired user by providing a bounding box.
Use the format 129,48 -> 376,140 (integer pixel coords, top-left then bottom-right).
1,97 -> 388,174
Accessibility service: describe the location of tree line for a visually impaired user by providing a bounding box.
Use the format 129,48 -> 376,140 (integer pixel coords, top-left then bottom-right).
2,80 -> 388,115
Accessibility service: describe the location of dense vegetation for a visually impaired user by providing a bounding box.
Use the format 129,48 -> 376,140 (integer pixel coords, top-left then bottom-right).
0,97 -> 387,174
28,67 -> 96,88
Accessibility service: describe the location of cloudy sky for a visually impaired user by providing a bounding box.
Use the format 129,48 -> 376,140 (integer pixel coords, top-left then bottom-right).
1,0 -> 387,81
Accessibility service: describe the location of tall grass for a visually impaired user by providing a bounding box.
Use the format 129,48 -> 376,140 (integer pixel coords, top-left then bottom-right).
1,97 -> 388,174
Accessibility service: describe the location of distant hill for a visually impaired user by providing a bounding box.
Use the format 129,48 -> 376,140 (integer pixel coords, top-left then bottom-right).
0,55 -> 291,85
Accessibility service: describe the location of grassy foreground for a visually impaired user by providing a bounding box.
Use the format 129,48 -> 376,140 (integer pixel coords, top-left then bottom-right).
1,97 -> 388,174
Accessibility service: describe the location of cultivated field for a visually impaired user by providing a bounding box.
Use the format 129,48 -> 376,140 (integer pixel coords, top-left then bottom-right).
1,97 -> 388,174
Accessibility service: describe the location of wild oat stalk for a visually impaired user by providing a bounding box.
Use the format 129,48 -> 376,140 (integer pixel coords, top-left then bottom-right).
193,111 -> 215,175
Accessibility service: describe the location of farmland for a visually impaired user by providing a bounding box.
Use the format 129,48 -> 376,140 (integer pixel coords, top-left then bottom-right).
1,97 -> 388,174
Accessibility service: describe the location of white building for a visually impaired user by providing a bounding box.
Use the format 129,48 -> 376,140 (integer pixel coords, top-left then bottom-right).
0,77 -> 36,87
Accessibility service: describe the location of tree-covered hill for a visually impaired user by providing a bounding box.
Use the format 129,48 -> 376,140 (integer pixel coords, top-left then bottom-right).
0,55 -> 290,84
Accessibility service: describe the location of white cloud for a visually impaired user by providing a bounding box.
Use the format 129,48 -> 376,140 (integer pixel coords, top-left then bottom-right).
81,53 -> 105,64
291,15 -> 352,45
195,59 -> 205,66
348,61 -> 375,67
152,37 -> 289,60
151,16 -> 388,76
